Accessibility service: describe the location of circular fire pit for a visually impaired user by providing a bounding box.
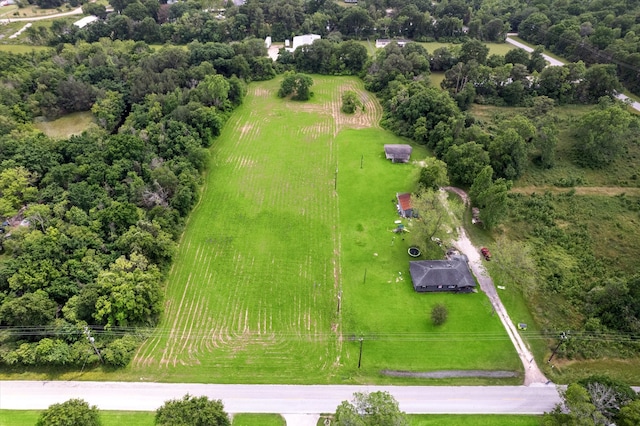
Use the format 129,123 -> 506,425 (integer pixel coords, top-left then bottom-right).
408,247 -> 421,257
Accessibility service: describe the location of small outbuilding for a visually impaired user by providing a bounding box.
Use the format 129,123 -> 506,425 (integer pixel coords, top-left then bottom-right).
384,144 -> 412,163
288,34 -> 321,52
396,192 -> 413,218
409,255 -> 476,293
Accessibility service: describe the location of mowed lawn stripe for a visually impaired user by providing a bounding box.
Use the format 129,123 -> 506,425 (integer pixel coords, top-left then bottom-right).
132,77 -> 362,383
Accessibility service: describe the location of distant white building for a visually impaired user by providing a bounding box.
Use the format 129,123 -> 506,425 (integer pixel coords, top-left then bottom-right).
375,38 -> 410,48
265,36 -> 272,49
73,15 -> 99,29
287,34 -> 321,52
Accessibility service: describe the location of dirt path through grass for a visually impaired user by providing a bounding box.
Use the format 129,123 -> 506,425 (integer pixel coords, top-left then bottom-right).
511,186 -> 640,196
443,188 -> 549,386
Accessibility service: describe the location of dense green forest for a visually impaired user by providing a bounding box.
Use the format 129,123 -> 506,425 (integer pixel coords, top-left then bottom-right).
1,0 -> 640,367
0,39 -> 275,367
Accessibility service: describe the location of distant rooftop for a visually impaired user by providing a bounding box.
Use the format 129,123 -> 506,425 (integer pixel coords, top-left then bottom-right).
73,15 -> 99,28
289,34 -> 321,51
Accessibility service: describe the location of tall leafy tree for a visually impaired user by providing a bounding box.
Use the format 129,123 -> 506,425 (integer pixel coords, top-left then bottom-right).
574,101 -> 634,168
156,394 -> 230,426
36,399 -> 101,426
93,253 -> 163,327
0,291 -> 57,327
0,166 -> 37,218
278,72 -> 314,101
334,391 -> 408,426
444,142 -> 490,186
418,157 -> 449,190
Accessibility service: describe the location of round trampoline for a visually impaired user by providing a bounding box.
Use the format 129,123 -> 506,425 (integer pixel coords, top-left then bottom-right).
408,247 -> 421,257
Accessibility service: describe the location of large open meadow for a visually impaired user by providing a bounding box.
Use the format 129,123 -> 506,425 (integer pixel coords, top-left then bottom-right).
125,76 -> 520,384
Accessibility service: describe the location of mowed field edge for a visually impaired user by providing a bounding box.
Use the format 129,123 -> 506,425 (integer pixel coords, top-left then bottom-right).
132,76 -> 381,383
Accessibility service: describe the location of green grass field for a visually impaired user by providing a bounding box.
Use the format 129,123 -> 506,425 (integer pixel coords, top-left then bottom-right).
0,410 -> 541,426
124,76 -> 519,384
0,411 -> 284,425
410,414 -> 541,425
0,410 -> 155,426
232,413 -> 285,425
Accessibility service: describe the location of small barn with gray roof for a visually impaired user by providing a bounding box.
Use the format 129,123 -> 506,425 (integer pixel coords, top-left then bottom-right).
409,255 -> 476,293
384,144 -> 412,163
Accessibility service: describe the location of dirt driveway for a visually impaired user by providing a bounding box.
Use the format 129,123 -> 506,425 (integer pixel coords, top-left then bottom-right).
443,187 -> 549,386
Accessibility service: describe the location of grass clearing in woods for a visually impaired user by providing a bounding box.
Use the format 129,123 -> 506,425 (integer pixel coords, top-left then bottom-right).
469,103 -> 640,188
359,40 -> 521,57
34,111 -> 98,139
0,44 -> 51,53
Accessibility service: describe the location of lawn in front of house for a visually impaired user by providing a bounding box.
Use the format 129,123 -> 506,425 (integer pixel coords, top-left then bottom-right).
336,127 -> 521,382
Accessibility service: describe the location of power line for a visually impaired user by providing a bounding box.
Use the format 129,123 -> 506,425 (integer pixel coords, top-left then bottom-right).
2,325 -> 638,343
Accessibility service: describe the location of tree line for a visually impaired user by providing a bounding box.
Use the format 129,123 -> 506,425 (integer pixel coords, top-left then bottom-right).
0,38 -> 272,367
35,390 -> 409,426
24,0 -> 510,46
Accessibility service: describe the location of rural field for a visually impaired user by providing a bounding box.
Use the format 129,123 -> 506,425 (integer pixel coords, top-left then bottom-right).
127,75 -> 520,384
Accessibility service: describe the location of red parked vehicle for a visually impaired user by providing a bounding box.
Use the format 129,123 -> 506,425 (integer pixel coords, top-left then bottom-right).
480,247 -> 491,261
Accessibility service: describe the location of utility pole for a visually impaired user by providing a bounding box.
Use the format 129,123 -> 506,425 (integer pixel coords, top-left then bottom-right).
337,291 -> 342,314
548,331 -> 568,363
84,326 -> 104,364
357,337 -> 364,368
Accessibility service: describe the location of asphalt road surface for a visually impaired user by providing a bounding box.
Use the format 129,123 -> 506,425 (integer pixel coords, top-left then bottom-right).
0,381 -> 561,414
506,35 -> 640,113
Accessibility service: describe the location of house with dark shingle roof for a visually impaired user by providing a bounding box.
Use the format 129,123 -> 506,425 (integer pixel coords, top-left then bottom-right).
409,255 -> 476,293
384,144 -> 412,163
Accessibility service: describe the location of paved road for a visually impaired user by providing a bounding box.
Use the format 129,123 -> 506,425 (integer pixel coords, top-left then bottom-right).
0,6 -> 83,22
505,36 -> 564,67
505,35 -> 640,113
0,381 -> 562,415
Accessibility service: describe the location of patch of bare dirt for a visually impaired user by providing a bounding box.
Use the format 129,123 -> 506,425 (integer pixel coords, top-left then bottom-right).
381,370 -> 520,378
